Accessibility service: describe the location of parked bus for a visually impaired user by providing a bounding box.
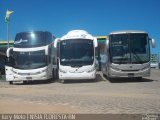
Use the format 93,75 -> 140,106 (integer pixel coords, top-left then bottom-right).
5,31 -> 57,84
54,30 -> 98,82
102,30 -> 155,80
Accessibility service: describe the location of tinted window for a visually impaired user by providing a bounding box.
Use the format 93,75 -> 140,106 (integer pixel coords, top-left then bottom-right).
14,32 -> 52,48
60,39 -> 94,66
110,33 -> 149,64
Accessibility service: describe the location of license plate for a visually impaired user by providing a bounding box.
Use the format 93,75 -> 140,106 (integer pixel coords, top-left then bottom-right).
128,73 -> 134,77
26,77 -> 32,80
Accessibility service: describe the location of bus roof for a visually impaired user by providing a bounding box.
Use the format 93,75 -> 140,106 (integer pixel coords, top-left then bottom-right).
110,30 -> 147,35
61,30 -> 94,40
16,31 -> 52,34
14,31 -> 54,48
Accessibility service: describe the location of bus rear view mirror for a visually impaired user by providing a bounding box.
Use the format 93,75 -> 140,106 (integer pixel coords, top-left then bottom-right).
45,46 -> 48,55
94,37 -> 98,47
151,38 -> 156,48
54,38 -> 60,48
106,39 -> 109,49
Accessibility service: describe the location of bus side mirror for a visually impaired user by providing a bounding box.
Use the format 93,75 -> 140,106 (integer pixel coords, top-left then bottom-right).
151,38 -> 156,48
54,38 -> 60,48
45,46 -> 48,55
106,39 -> 109,49
94,37 -> 98,47
6,47 -> 13,57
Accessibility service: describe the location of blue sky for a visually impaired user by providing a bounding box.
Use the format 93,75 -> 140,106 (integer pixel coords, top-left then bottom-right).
0,0 -> 160,54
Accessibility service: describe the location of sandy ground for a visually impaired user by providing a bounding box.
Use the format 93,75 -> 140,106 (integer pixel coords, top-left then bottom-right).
0,99 -> 78,113
0,71 -> 160,120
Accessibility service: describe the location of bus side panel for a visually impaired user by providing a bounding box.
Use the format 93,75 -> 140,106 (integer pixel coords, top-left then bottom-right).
5,66 -> 13,81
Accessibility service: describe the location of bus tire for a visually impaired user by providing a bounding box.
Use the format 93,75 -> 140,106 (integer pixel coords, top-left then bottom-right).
56,69 -> 59,80
103,73 -> 106,77
137,77 -> 142,80
59,79 -> 65,83
52,69 -> 58,81
52,69 -> 55,81
93,78 -> 97,82
23,81 -> 28,84
9,81 -> 13,85
106,75 -> 111,80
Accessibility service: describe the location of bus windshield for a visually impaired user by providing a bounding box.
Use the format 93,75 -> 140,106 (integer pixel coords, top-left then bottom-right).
110,33 -> 149,64
13,50 -> 46,69
60,39 -> 94,66
14,32 -> 52,48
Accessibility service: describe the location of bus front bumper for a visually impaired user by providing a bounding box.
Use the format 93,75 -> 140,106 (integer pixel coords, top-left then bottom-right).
109,67 -> 150,78
6,72 -> 51,82
59,70 -> 96,80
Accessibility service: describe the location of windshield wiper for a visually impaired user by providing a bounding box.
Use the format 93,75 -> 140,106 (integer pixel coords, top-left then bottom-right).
132,51 -> 143,63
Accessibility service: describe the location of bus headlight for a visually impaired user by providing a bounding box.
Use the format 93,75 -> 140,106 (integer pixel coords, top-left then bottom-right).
110,66 -> 121,71
41,69 -> 47,73
12,70 -> 17,74
59,68 -> 67,73
141,66 -> 150,71
87,67 -> 95,73
30,71 -> 41,75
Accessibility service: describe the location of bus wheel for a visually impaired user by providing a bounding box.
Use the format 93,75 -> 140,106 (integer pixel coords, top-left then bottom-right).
23,81 -> 28,84
59,79 -> 65,83
56,69 -> 59,80
103,73 -> 106,78
106,75 -> 111,80
93,78 -> 98,82
52,70 -> 55,81
52,69 -> 58,81
137,77 -> 142,80
9,81 -> 13,85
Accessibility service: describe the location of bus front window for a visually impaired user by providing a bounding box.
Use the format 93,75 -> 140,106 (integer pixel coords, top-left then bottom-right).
110,33 -> 149,64
110,34 -> 130,64
60,39 -> 94,66
13,50 -> 46,69
130,34 -> 149,63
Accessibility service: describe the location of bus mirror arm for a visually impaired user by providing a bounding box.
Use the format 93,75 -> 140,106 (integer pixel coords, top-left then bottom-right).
6,47 -> 13,57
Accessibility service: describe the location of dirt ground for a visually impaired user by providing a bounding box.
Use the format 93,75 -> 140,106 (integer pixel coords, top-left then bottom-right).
0,99 -> 78,113
0,70 -> 160,120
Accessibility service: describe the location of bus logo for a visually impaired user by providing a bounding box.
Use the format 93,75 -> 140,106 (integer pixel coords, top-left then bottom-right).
14,39 -> 28,44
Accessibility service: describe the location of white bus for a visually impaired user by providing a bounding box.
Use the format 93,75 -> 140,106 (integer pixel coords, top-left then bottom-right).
5,31 -> 57,84
102,30 -> 155,80
54,30 -> 98,82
